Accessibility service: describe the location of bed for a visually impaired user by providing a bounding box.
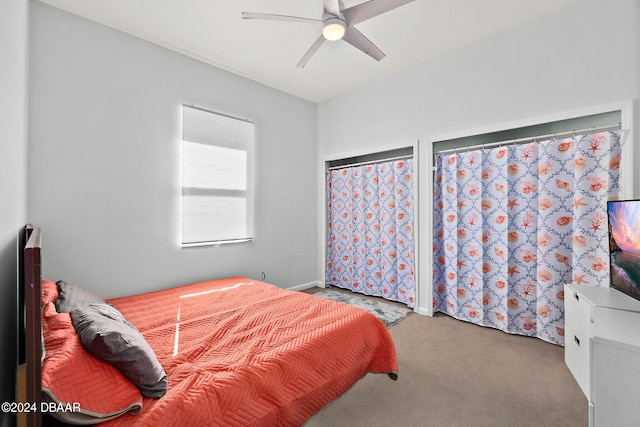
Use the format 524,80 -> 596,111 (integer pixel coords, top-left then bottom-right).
19,225 -> 398,426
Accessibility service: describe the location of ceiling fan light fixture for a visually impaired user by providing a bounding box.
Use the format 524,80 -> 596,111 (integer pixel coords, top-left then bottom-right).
322,15 -> 346,41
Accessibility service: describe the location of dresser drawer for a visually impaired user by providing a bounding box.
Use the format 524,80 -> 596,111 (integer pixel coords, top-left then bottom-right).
592,338 -> 640,427
564,323 -> 590,399
564,284 -> 591,339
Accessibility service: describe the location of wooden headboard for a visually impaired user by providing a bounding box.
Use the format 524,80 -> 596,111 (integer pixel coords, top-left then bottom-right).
18,224 -> 42,427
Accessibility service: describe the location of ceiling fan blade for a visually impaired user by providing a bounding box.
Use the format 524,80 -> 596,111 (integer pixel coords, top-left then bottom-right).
342,27 -> 385,61
323,0 -> 341,16
242,12 -> 320,24
296,35 -> 326,68
343,0 -> 416,26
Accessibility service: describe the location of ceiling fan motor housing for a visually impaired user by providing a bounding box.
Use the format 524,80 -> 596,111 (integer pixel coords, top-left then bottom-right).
322,13 -> 347,41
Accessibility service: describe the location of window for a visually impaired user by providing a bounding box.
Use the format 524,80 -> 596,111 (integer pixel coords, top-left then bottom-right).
181,105 -> 254,246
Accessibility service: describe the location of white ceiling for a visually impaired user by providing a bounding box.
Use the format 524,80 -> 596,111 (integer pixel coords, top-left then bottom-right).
38,0 -> 578,103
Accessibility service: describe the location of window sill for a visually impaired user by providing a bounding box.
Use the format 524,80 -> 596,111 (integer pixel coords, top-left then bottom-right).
182,238 -> 253,248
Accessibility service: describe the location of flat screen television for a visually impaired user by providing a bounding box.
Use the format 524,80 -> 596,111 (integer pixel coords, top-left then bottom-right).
607,199 -> 640,301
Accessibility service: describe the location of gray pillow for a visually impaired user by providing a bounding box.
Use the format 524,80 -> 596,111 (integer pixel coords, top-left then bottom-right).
55,280 -> 106,313
70,303 -> 168,398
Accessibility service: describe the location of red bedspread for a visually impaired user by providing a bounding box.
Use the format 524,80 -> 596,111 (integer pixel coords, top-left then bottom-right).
104,277 -> 398,426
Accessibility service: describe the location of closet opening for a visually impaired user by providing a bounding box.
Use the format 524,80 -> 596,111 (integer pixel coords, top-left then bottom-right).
430,109 -> 625,345
324,146 -> 416,308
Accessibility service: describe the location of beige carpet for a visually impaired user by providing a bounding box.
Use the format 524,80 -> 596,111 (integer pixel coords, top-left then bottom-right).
304,311 -> 588,427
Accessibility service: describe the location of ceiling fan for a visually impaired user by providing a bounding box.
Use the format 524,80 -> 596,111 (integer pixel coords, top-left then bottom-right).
242,0 -> 416,68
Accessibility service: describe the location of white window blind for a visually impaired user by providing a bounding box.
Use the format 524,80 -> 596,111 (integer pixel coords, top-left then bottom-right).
181,105 -> 255,246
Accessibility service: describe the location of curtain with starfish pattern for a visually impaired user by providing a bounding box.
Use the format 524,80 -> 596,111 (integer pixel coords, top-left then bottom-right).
433,131 -> 621,345
326,158 -> 415,307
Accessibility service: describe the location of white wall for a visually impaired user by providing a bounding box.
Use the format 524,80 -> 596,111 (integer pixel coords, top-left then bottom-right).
0,0 -> 29,424
28,3 -> 319,297
317,0 -> 640,314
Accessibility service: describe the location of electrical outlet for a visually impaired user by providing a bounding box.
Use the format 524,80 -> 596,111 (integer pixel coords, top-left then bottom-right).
261,272 -> 266,280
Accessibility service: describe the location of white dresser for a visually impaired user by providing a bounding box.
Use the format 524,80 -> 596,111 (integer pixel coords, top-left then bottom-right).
564,283 -> 640,426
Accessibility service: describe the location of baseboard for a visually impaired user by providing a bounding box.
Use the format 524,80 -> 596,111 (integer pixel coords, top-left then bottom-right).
415,306 -> 432,316
286,280 -> 323,292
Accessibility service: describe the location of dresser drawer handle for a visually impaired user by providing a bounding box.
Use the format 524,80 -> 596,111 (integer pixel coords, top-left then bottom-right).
574,335 -> 580,347
573,292 -> 579,302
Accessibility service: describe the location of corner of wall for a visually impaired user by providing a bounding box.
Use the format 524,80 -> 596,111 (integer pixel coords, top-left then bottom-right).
0,0 -> 29,421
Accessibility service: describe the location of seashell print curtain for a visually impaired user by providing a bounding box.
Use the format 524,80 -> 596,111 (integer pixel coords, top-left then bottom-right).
326,158 -> 415,307
433,131 -> 622,345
